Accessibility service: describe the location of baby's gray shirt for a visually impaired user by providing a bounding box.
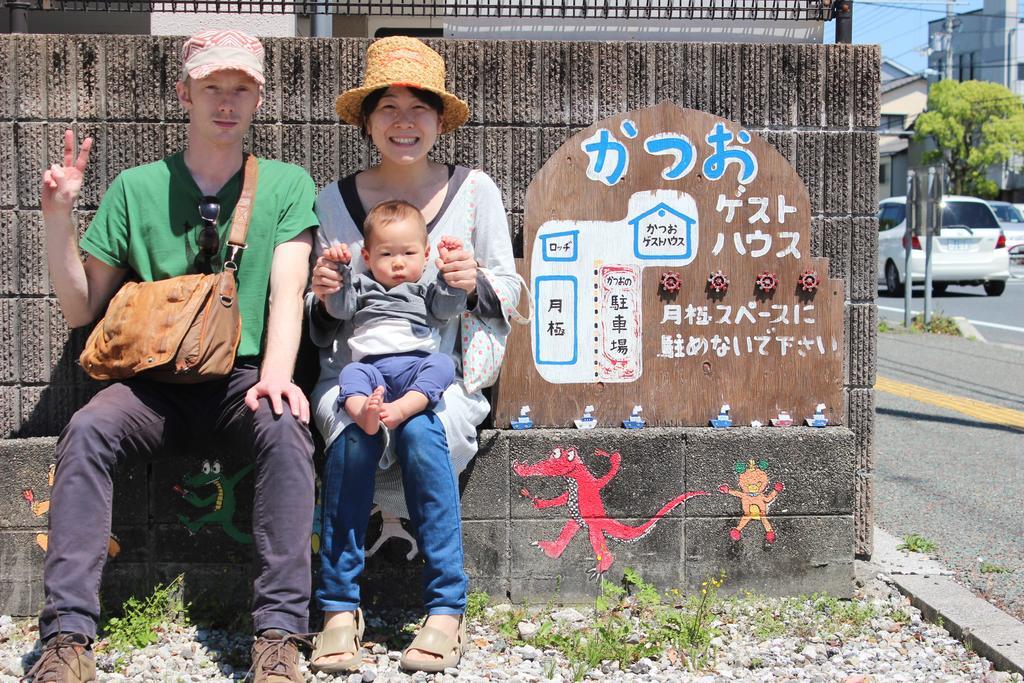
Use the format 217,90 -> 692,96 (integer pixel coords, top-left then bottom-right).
325,262 -> 468,332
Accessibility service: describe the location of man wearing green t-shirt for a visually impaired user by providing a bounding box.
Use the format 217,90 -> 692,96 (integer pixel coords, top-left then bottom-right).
29,30 -> 315,683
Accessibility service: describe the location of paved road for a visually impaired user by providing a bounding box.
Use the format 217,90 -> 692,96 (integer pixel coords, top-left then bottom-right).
876,277 -> 1024,348
874,331 -> 1024,621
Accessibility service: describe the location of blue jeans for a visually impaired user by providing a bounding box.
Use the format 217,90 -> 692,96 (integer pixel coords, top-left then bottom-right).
317,412 -> 467,615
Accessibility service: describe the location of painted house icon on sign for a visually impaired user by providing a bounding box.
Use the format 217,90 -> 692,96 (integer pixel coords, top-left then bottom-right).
529,190 -> 700,384
629,203 -> 695,261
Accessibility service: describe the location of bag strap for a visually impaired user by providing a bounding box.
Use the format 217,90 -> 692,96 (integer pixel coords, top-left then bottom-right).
479,268 -> 533,325
225,154 -> 259,270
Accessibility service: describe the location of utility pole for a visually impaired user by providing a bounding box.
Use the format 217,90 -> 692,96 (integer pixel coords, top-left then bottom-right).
6,0 -> 29,33
834,0 -> 853,44
943,0 -> 954,80
311,0 -> 332,37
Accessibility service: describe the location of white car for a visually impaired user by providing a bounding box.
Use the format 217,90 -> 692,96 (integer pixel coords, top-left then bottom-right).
877,196 -> 1009,297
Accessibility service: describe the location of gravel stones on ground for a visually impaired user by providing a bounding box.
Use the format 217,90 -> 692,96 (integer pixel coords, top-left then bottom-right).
2,575 -> 1022,682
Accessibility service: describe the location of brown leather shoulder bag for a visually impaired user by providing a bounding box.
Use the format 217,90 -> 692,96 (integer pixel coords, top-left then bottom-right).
80,155 -> 258,383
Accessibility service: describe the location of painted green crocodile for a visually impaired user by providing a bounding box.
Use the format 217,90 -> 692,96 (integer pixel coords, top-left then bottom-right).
174,459 -> 254,544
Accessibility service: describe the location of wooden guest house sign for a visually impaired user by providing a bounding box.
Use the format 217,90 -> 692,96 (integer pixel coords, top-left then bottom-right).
495,103 -> 845,428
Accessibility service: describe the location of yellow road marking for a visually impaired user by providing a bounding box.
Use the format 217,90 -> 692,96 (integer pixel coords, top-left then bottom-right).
876,376 -> 1024,431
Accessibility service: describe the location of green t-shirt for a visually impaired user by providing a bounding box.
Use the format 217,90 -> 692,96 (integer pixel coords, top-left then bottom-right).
81,152 -> 318,358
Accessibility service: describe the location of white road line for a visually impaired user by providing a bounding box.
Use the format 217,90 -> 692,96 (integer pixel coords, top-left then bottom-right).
877,305 -> 1024,333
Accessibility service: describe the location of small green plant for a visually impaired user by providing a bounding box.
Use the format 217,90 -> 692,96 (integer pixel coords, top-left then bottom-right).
891,608 -> 911,624
623,567 -> 661,610
489,570 -> 727,681
465,591 -> 491,621
910,311 -> 961,336
898,533 -> 938,553
683,573 -> 723,655
102,575 -> 188,651
529,617 -> 630,681
878,320 -> 892,333
594,576 -> 626,613
810,594 -> 875,634
980,562 -> 1014,574
495,605 -> 528,641
542,656 -> 558,679
753,611 -> 786,640
812,594 -> 839,615
650,572 -> 724,669
832,601 -> 875,627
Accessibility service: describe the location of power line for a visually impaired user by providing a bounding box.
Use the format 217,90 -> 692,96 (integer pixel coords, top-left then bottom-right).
864,2 -> 1024,19
860,9 -> 910,34
928,57 -> 1024,69
851,3 -> 906,30
890,43 -> 929,59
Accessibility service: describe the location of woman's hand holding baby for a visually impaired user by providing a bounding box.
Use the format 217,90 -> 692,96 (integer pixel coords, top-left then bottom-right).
312,243 -> 351,301
435,235 -> 477,294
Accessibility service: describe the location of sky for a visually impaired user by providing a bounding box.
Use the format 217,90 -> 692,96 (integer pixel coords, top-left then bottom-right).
823,0 -> 985,73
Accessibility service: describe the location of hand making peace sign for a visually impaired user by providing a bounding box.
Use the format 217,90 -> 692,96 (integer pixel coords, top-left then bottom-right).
41,129 -> 93,215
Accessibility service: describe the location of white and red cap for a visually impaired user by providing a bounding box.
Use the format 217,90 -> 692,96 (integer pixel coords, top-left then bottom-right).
181,29 -> 265,86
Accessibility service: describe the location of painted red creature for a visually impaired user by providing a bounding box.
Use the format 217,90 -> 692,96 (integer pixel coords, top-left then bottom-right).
514,445 -> 708,576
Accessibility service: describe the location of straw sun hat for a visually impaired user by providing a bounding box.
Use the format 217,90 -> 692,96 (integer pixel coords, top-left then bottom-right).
335,36 -> 469,135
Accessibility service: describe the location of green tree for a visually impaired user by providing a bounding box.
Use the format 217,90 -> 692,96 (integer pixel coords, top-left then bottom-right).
914,80 -> 1024,198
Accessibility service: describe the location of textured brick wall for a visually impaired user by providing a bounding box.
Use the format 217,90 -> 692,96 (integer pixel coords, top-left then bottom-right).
2,427 -> 857,617
0,36 -> 879,555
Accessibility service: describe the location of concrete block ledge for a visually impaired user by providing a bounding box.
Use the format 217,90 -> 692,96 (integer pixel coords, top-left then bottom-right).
874,527 -> 1024,676
1,428 -> 855,617
894,575 -> 1024,676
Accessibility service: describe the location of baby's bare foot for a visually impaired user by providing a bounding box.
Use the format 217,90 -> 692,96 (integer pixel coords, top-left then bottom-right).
349,387 -> 384,434
379,391 -> 429,430
379,401 -> 409,430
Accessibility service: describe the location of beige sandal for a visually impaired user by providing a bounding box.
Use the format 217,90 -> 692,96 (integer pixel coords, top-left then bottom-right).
399,615 -> 466,673
310,608 -> 364,673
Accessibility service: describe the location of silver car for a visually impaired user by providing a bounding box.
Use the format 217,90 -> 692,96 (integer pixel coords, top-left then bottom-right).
988,201 -> 1024,245
993,201 -> 1024,272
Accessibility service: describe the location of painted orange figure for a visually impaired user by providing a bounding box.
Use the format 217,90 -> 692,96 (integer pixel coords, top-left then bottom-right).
514,445 -> 708,576
24,464 -> 121,557
719,458 -> 784,544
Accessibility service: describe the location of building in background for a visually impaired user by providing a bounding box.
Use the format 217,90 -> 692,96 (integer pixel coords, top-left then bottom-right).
878,59 -> 927,201
927,0 -> 1024,198
928,0 -> 1021,95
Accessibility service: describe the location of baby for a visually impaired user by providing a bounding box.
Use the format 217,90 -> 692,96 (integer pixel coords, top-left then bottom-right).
322,199 -> 466,434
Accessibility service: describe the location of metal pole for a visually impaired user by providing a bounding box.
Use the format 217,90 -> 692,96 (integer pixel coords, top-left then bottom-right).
904,170 -> 916,328
834,0 -> 853,44
7,0 -> 29,33
923,167 -> 938,326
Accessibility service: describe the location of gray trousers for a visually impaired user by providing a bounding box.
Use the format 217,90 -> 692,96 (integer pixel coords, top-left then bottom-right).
38,364 -> 315,640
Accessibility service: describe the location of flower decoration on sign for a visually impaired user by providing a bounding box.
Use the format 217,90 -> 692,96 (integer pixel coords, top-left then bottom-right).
798,269 -> 819,292
755,271 -> 778,293
707,270 -> 729,293
659,271 -> 682,294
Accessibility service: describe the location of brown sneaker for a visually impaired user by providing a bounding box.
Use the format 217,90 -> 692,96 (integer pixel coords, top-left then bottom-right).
250,631 -> 311,683
22,633 -> 96,682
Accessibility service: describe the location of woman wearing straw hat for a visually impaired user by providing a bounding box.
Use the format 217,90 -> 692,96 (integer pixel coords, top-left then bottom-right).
307,36 -> 520,673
